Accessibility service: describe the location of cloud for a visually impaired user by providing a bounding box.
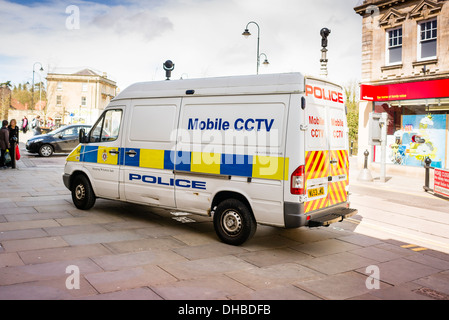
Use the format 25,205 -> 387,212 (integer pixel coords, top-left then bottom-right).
90,5 -> 173,41
0,0 -> 363,89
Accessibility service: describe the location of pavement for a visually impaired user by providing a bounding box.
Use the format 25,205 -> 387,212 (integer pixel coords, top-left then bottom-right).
0,143 -> 448,301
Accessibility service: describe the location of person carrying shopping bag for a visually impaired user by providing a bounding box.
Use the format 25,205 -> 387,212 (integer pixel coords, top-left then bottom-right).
8,119 -> 19,169
0,120 -> 9,169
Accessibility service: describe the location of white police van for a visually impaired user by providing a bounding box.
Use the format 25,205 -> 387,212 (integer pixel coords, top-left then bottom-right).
63,73 -> 357,245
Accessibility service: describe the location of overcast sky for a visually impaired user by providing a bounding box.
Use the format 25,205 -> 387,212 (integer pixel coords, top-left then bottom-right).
0,0 -> 363,90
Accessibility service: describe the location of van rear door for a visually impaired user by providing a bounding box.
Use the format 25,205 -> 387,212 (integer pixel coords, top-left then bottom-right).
304,78 -> 348,213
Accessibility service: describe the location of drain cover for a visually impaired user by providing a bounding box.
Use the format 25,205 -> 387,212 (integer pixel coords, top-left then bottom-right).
414,288 -> 449,300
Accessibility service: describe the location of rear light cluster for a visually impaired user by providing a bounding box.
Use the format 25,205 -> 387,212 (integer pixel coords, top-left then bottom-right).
291,165 -> 305,195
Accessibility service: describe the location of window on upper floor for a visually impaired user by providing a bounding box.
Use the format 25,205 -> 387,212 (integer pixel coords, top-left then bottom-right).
387,27 -> 402,65
82,82 -> 88,92
418,19 -> 437,60
57,82 -> 63,91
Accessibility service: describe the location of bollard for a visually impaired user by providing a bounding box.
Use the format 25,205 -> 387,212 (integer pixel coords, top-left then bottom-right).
364,150 -> 369,169
424,157 -> 433,192
357,150 -> 374,182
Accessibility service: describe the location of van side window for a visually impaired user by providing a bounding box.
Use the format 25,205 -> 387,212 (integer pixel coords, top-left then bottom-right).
89,109 -> 122,143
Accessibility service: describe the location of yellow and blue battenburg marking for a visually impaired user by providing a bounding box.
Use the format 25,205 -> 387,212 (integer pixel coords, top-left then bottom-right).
67,146 -> 289,181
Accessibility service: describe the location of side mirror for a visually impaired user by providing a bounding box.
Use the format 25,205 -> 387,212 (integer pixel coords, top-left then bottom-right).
79,129 -> 87,144
58,134 -> 64,139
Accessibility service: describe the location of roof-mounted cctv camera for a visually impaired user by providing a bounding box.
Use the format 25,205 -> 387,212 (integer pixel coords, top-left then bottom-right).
320,28 -> 331,48
163,60 -> 175,80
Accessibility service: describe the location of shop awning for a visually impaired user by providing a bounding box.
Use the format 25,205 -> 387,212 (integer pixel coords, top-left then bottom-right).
360,78 -> 449,102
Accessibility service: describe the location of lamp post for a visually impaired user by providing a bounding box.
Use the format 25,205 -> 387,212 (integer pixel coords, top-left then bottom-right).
242,21 -> 266,75
259,53 -> 270,68
32,62 -> 44,110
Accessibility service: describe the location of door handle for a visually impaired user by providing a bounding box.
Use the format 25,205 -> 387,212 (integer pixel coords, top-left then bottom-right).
109,149 -> 120,155
330,159 -> 338,165
125,150 -> 137,157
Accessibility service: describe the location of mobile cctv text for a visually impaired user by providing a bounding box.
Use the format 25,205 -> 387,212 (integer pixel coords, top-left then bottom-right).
188,118 -> 275,132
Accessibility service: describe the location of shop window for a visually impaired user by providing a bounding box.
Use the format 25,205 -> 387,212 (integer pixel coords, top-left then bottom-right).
387,27 -> 402,65
418,19 -> 437,60
373,100 -> 448,169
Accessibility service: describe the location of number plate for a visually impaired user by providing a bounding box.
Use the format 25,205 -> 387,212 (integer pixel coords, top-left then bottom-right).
308,187 -> 325,199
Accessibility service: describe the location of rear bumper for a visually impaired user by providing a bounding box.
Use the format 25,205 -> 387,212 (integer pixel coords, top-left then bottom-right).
284,201 -> 357,229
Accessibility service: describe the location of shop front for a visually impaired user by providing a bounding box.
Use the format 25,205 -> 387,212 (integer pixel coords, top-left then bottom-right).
361,78 -> 449,170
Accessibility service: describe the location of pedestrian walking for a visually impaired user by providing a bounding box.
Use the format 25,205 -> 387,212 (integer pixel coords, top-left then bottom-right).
8,119 -> 19,169
0,120 -> 9,169
32,115 -> 42,136
22,116 -> 28,134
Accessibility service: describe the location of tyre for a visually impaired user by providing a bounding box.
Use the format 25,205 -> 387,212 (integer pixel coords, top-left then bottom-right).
71,175 -> 96,210
39,144 -> 53,157
213,198 -> 257,246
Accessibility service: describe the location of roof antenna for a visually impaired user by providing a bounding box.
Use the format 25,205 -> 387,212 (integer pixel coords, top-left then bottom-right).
163,60 -> 175,81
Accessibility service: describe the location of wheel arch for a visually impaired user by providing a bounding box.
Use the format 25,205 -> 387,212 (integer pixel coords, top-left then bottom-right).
211,190 -> 254,218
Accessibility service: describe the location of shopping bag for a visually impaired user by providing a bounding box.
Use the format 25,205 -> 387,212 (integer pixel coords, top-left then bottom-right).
5,149 -> 11,165
15,144 -> 20,161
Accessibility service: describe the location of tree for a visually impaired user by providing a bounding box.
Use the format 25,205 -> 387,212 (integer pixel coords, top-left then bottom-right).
344,81 -> 360,155
12,81 -> 47,110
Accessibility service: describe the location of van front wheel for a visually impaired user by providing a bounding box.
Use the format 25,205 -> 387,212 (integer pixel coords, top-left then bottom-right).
213,199 -> 256,246
71,175 -> 96,210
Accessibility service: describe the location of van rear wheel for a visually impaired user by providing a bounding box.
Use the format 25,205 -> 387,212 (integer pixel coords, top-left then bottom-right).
213,199 -> 256,246
71,175 -> 96,210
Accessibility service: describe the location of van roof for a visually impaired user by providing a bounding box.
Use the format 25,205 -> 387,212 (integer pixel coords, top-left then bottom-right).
113,72 -> 308,101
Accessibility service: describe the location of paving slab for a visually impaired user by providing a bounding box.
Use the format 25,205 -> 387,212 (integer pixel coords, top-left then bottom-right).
92,249 -> 188,271
229,284 -> 321,300
62,230 -> 146,246
298,251 -> 377,275
413,271 -> 449,296
291,239 -> 361,257
0,258 -> 102,286
1,236 -> 69,252
0,228 -> 48,241
104,237 -> 186,254
43,224 -> 109,236
18,244 -> 112,265
356,258 -> 440,286
0,252 -> 24,268
236,248 -> 311,268
84,265 -> 178,294
0,219 -> 60,232
0,277 -> 98,300
172,242 -> 248,260
297,271 -> 392,300
151,275 -> 253,300
349,246 -> 404,263
80,287 -> 162,300
159,255 -> 255,281
5,212 -> 72,222
359,282 -> 434,300
226,263 -> 323,291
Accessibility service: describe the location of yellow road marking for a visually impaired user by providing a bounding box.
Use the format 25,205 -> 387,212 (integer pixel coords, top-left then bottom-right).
401,244 -> 418,249
412,248 -> 428,252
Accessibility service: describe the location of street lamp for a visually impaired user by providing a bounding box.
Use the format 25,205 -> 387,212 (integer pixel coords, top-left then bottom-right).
259,53 -> 270,67
242,21 -> 268,75
32,62 -> 44,110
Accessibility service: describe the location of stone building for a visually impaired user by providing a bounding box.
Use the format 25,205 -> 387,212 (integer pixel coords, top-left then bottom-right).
354,0 -> 449,174
46,69 -> 117,126
0,85 -> 11,120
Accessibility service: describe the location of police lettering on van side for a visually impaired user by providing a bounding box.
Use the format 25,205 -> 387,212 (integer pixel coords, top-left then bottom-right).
129,174 -> 207,190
